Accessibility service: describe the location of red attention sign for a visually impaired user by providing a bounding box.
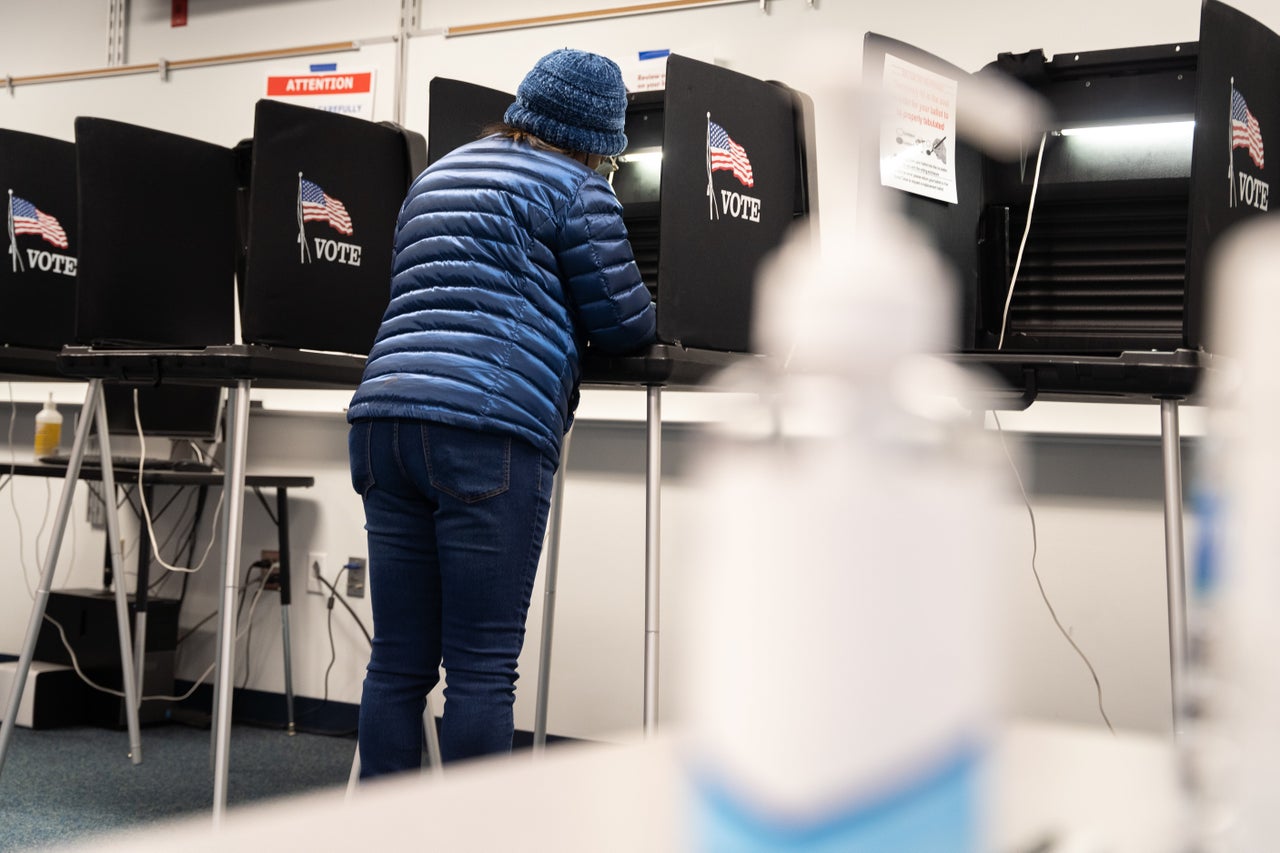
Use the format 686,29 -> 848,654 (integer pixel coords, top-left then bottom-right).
266,72 -> 374,97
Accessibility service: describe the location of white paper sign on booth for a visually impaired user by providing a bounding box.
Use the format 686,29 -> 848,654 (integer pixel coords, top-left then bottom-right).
879,53 -> 959,204
621,49 -> 670,93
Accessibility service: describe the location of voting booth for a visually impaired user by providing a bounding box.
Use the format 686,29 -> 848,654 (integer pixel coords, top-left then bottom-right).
240,99 -> 424,356
427,54 -> 813,355
0,130 -> 79,353
869,0 -> 1280,397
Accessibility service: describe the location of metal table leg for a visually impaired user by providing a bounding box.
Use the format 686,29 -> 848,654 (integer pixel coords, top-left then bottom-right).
644,385 -> 661,737
132,484 -> 153,709
423,696 -> 442,777
275,488 -> 296,736
345,694 -> 444,799
93,389 -> 144,764
212,380 -> 252,824
1161,398 -> 1188,737
533,428 -> 572,751
0,380 -> 105,773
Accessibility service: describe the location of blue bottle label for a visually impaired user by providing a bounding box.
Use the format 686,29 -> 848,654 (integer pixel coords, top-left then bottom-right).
692,744 -> 982,853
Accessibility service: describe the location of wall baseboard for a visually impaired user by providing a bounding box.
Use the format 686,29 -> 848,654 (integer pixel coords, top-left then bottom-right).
0,657 -> 574,746
169,680 -> 577,748
172,680 -> 359,736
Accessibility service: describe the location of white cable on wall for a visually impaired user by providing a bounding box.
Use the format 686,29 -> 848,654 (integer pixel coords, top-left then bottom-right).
8,383 -> 37,599
131,388 -> 224,575
46,561 -> 274,702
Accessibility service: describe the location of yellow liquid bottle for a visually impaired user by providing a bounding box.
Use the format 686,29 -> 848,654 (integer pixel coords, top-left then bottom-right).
33,393 -> 62,458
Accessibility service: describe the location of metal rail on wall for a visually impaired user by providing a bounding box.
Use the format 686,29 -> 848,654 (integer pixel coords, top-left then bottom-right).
0,1 -> 817,132
1,40 -> 380,91
442,0 -> 762,38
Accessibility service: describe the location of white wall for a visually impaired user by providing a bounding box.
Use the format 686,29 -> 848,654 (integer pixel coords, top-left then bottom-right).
0,0 -> 1263,741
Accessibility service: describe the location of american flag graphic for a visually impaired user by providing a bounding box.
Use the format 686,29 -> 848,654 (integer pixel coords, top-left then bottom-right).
10,196 -> 69,249
708,119 -> 754,188
1232,87 -> 1264,169
299,178 -> 353,236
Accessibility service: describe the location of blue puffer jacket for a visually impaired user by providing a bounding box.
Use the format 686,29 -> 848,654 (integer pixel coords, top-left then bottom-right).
347,135 -> 657,464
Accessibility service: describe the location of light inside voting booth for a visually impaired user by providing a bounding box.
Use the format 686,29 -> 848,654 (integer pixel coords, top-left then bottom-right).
1056,119 -> 1196,140
867,0 -> 1279,402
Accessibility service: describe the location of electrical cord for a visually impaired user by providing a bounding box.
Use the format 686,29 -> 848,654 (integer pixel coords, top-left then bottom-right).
321,586 -> 340,706
40,613 -> 124,698
319,565 -> 349,706
131,388 -> 225,574
238,559 -> 274,689
294,562 -> 372,719
176,608 -> 218,646
176,558 -> 273,648
4,386 -> 234,704
0,382 -> 14,495
186,440 -> 218,470
993,412 -> 1115,734
987,130 -> 1114,733
48,558 -> 275,703
148,488 -> 198,594
997,131 -> 1048,352
5,387 -> 74,594
32,478 -> 51,578
161,571 -> 271,703
175,487 -> 209,607
128,480 -> 188,524
314,565 -> 372,646
4,385 -> 81,592
8,383 -> 36,599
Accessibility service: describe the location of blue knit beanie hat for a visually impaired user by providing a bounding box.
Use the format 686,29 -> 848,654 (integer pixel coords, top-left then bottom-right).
504,49 -> 629,157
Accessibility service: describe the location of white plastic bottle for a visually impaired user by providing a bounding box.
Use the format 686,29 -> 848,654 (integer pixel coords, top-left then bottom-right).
1186,217 -> 1280,851
680,209 -> 1016,852
33,393 -> 62,458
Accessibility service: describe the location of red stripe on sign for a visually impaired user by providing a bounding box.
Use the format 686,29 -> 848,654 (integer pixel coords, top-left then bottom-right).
171,0 -> 188,27
266,72 -> 373,97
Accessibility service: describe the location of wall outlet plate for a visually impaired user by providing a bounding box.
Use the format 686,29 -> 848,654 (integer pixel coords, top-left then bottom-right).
307,551 -> 328,596
346,557 -> 366,599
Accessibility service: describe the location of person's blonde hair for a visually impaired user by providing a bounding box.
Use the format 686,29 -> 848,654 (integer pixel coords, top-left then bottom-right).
482,122 -> 576,156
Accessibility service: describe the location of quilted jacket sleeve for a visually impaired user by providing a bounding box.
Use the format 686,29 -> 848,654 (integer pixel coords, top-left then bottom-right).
556,175 -> 657,354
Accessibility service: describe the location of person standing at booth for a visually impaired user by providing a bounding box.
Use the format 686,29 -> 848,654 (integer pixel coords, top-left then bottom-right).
346,48 -> 656,776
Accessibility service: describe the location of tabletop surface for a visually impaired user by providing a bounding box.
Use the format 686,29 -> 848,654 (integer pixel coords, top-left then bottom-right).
3,460 -> 314,488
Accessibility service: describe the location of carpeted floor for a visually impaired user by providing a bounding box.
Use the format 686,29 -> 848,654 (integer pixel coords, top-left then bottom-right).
0,721 -> 356,851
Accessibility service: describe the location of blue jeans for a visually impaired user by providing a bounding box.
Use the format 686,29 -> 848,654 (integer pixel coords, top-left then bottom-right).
349,418 -> 556,776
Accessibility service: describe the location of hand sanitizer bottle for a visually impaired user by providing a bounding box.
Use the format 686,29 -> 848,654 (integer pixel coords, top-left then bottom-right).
1186,217 -> 1280,851
681,207 -> 1015,853
33,393 -> 62,458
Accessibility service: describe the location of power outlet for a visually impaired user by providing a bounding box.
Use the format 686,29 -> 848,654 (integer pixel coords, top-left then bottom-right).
260,550 -> 280,590
346,557 -> 367,599
307,551 -> 329,596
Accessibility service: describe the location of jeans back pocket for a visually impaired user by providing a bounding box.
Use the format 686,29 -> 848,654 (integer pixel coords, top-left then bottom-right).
348,420 -> 376,497
423,424 -> 511,503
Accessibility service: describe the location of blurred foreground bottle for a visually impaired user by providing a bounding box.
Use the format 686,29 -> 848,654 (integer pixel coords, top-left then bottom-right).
1186,217 -> 1280,851
681,205 -> 1016,852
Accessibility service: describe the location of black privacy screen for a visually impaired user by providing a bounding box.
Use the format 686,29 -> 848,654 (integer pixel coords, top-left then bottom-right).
74,117 -> 238,348
241,98 -> 419,355
0,129 -> 78,350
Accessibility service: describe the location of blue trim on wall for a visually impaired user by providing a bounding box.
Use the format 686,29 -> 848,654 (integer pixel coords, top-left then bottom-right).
168,680 -> 575,748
